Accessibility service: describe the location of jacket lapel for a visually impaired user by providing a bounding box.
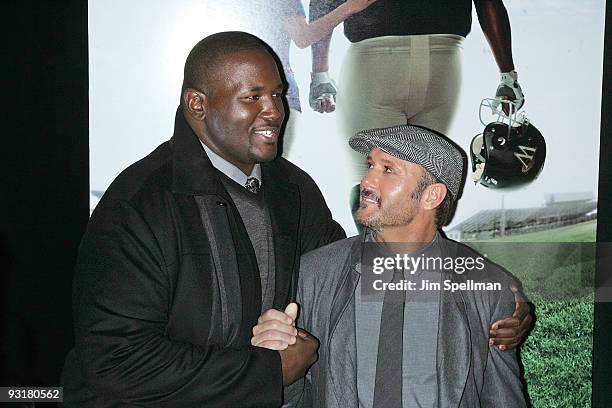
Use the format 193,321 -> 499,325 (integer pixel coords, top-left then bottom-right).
437,240 -> 472,408
170,108 -> 226,197
327,238 -> 361,407
261,163 -> 300,308
193,196 -> 243,345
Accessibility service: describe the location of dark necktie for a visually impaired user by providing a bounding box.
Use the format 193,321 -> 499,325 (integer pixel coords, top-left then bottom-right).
245,177 -> 260,194
373,267 -> 405,408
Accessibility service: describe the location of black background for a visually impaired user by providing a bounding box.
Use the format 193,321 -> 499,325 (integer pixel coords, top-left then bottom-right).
2,1 -> 611,406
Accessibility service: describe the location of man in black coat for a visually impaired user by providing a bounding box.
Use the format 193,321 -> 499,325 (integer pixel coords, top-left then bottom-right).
61,31 -> 345,407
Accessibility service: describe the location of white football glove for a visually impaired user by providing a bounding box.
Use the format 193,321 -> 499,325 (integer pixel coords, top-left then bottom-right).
492,70 -> 525,114
309,71 -> 338,113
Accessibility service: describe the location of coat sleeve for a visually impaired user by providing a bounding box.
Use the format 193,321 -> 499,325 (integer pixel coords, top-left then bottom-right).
480,284 -> 527,407
298,172 -> 345,255
72,199 -> 283,407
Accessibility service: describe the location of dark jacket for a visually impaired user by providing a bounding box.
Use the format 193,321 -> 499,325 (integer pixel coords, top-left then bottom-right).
61,110 -> 345,407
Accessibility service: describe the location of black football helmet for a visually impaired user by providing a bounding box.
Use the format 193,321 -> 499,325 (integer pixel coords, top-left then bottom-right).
470,98 -> 546,190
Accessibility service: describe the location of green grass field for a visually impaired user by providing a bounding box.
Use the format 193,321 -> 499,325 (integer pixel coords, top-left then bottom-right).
466,221 -> 595,408
487,220 -> 597,243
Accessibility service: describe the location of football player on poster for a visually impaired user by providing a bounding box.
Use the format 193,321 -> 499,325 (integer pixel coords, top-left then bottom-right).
307,0 -> 525,223
219,0 -> 378,155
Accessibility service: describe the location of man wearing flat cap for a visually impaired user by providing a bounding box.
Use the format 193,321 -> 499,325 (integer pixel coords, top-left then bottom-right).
252,124 -> 528,407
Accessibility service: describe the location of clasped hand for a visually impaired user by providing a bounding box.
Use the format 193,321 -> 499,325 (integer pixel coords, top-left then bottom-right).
252,303 -> 319,385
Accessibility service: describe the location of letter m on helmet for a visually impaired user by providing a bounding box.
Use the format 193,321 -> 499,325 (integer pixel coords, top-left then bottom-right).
514,145 -> 537,172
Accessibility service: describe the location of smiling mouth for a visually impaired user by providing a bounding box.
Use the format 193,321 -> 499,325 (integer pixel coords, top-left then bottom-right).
360,189 -> 380,207
252,128 -> 279,141
360,197 -> 379,208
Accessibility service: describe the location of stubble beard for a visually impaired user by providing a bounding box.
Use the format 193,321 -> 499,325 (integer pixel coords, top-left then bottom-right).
358,191 -> 419,233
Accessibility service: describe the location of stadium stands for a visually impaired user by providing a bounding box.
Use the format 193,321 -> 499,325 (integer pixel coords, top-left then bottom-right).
448,193 -> 597,241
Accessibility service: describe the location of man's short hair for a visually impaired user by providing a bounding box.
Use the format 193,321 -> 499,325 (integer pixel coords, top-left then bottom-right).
182,31 -> 271,96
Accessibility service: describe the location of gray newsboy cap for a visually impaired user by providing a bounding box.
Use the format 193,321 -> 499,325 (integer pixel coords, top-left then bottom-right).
349,124 -> 465,198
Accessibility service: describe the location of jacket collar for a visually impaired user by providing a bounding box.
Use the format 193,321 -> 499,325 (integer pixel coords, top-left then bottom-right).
170,108 -> 229,196
169,107 -> 294,196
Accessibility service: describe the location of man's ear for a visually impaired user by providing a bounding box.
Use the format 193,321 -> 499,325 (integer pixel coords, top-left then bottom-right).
182,88 -> 207,121
422,183 -> 447,211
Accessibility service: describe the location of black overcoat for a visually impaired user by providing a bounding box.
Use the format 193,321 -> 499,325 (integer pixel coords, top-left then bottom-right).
61,110 -> 345,407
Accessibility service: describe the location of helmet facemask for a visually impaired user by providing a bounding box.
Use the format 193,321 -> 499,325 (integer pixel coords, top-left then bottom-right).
470,98 -> 546,190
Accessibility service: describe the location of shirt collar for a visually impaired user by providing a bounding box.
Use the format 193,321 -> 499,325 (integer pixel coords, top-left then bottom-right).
200,141 -> 262,187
